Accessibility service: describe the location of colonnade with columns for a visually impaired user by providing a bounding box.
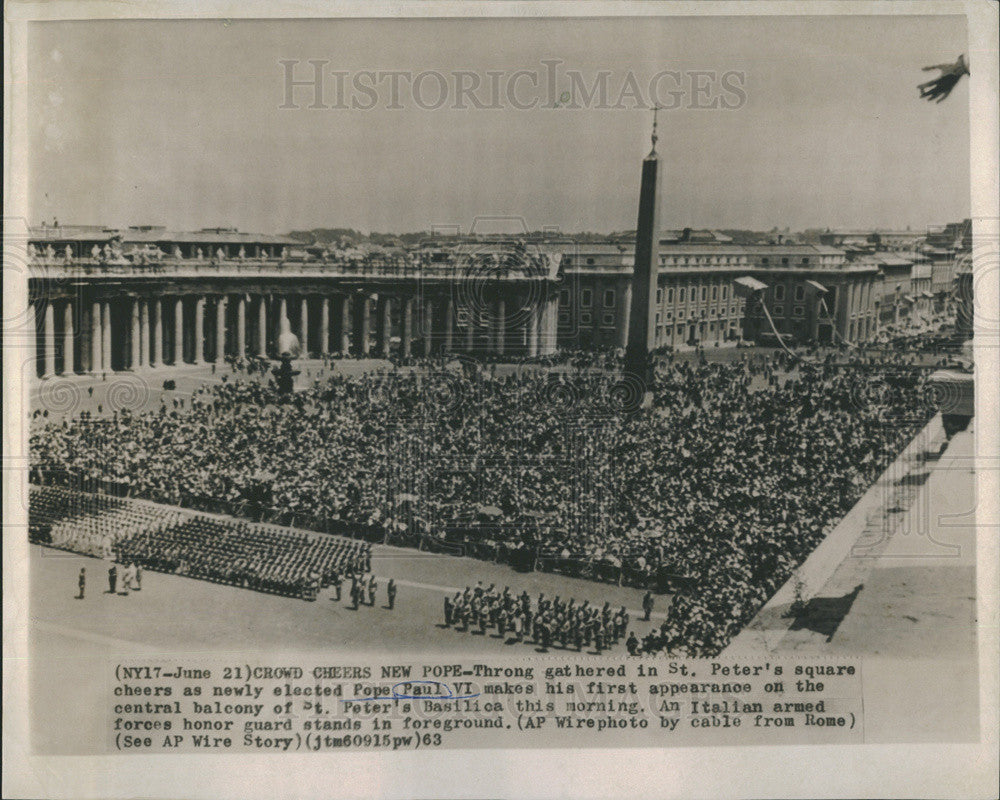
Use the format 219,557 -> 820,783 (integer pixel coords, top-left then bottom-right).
29,287 -> 561,377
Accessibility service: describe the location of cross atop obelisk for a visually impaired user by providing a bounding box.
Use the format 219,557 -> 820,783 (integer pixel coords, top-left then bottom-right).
623,108 -> 664,405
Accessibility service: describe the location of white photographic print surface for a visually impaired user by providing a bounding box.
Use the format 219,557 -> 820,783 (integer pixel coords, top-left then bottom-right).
3,2 -> 997,799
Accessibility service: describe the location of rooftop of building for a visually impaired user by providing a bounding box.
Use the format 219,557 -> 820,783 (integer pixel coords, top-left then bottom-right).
28,225 -> 299,246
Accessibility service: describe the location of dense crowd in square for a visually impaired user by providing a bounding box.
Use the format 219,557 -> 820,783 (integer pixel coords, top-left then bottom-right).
29,346 -> 934,654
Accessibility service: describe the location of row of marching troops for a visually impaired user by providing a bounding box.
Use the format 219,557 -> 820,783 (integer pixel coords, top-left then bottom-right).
329,567 -> 397,610
443,583 -> 632,653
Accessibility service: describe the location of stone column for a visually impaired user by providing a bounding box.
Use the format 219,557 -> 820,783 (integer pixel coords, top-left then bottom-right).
139,300 -> 149,368
339,296 -> 351,353
236,295 -> 246,358
152,298 -> 163,367
91,300 -> 102,373
41,302 -> 54,377
194,296 -> 206,363
61,300 -> 75,374
552,295 -> 561,353
536,301 -> 547,357
215,296 -> 227,363
130,299 -> 141,370
528,302 -> 539,358
495,298 -> 505,356
300,296 -> 309,355
359,296 -> 371,356
379,296 -> 392,356
101,302 -> 112,372
256,296 -> 267,357
423,298 -> 433,357
319,297 -> 330,355
443,296 -> 454,353
278,297 -> 288,337
544,296 -> 559,355
402,297 -> 413,357
173,298 -> 185,365
28,302 -> 38,379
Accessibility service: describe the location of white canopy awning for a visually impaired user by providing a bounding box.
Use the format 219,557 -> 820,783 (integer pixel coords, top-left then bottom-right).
733,276 -> 768,295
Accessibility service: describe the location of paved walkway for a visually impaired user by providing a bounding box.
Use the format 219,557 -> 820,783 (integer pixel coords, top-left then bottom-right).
728,424 -> 977,660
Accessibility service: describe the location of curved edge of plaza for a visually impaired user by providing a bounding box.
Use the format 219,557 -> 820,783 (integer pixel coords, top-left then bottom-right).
726,411 -> 977,658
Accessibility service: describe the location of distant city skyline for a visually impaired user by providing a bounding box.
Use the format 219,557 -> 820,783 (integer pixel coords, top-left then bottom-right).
28,15 -> 970,235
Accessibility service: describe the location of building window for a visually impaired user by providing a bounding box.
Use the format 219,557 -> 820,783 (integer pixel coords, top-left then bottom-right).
793,306 -> 804,317
581,289 -> 592,308
559,289 -> 570,306
794,285 -> 805,301
710,308 -> 716,316
773,305 -> 784,316
604,289 -> 615,307
580,312 -> 592,325
602,312 -> 615,327
730,305 -> 736,314
457,310 -> 470,326
711,285 -> 718,300
781,257 -> 789,265
762,257 -> 769,265
586,257 -> 595,265
678,288 -> 686,303
802,257 -> 809,265
701,287 -> 707,302
677,310 -> 685,319
667,288 -> 674,303
655,313 -> 661,326
774,285 -> 785,301
722,286 -> 728,299
709,322 -> 715,332
559,311 -> 570,324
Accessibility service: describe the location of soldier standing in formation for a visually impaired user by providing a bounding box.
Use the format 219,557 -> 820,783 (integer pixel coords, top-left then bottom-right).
386,579 -> 397,610
642,591 -> 654,621
442,584 -> 633,655
108,564 -> 117,594
77,567 -> 86,599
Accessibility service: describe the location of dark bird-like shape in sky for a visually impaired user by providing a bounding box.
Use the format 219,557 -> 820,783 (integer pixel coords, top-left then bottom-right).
918,54 -> 969,103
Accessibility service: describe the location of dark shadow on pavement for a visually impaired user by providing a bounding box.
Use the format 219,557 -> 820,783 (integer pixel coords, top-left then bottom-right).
788,584 -> 864,642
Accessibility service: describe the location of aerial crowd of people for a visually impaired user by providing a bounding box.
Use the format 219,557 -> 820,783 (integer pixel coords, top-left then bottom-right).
30,344 -> 936,655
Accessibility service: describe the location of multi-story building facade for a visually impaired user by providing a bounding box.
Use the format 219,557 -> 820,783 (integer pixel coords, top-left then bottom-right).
868,252 -> 915,327
910,260 -> 934,323
560,242 -> 879,348
24,226 -> 893,380
926,219 -> 972,252
25,227 -> 563,378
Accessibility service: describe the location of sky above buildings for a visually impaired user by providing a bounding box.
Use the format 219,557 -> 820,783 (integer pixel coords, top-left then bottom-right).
27,15 -> 970,235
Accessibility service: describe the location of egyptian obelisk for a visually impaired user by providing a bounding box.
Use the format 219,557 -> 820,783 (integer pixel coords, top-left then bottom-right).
623,110 -> 663,396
